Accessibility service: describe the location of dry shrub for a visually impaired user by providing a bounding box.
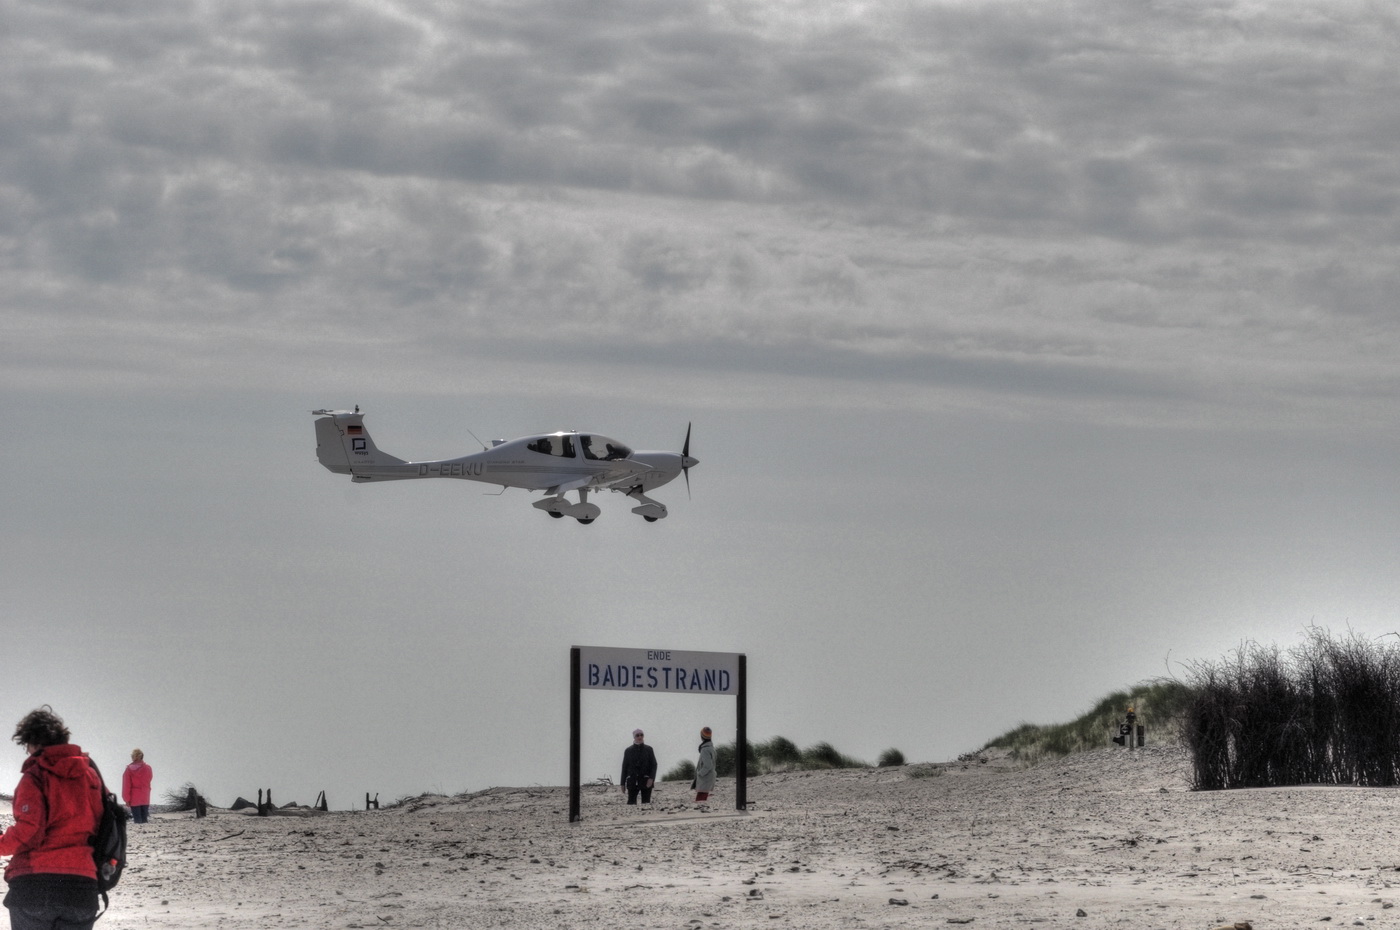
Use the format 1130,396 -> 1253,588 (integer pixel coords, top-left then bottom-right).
160,782 -> 207,811
1185,628 -> 1400,789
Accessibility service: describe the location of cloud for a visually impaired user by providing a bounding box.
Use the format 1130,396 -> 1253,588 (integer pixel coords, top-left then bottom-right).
3,0 -> 1399,429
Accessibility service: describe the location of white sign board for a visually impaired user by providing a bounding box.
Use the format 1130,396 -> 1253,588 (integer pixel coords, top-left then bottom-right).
577,646 -> 740,695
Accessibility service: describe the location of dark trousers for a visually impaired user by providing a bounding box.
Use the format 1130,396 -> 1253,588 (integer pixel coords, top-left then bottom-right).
130,805 -> 149,824
626,780 -> 653,804
6,903 -> 98,930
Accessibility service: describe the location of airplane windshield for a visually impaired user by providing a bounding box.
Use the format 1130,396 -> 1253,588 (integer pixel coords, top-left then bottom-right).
527,435 -> 575,457
579,435 -> 631,461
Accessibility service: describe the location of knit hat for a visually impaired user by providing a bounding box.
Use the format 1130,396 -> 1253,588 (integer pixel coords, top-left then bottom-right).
633,729 -> 644,737
701,727 -> 712,738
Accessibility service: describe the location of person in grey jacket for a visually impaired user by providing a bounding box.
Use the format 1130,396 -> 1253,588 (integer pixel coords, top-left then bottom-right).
694,727 -> 716,803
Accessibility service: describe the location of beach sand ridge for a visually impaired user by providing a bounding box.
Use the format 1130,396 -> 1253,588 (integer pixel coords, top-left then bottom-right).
5,745 -> 1398,928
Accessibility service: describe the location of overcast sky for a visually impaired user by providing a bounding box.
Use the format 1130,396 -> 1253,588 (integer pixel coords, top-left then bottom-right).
4,0 -> 1400,809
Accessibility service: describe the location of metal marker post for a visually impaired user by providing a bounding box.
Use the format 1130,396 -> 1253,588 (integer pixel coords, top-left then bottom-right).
569,647 -> 582,823
736,653 -> 748,810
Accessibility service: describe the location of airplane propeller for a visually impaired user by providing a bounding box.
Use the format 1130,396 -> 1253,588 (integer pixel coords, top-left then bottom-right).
682,422 -> 694,499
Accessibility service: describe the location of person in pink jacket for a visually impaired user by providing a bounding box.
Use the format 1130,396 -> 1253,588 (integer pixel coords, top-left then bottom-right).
121,749 -> 153,824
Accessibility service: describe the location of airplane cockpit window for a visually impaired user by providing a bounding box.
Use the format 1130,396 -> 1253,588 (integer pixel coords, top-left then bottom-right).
527,435 -> 575,457
579,435 -> 632,461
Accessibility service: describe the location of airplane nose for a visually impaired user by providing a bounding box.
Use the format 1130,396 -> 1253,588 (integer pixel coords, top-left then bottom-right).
684,456 -> 699,468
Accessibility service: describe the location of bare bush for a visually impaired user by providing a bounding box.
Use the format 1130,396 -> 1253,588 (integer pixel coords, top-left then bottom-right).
1185,628 -> 1400,789
161,782 -> 206,811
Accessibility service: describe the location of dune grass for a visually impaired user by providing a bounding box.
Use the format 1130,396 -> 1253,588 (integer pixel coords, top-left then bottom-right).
662,735 -> 880,781
979,679 -> 1195,765
877,747 -> 906,767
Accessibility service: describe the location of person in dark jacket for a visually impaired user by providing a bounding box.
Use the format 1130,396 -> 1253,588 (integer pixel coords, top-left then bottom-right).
618,728 -> 658,804
0,706 -> 104,930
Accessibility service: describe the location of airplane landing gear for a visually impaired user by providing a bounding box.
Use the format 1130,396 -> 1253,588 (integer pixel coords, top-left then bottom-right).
532,489 -> 601,523
627,489 -> 668,522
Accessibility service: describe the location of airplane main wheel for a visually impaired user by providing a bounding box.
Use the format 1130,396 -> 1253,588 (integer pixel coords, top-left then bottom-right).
577,517 -> 595,525
643,516 -> 658,522
548,511 -> 565,519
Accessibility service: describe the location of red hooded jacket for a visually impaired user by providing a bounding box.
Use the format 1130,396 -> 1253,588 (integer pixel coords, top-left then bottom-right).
0,744 -> 103,881
122,761 -> 153,807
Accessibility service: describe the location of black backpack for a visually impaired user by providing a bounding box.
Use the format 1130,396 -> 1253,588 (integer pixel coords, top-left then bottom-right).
86,760 -> 129,917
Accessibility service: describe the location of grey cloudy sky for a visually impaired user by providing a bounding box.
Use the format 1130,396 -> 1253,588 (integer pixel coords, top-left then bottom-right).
4,0 -> 1400,807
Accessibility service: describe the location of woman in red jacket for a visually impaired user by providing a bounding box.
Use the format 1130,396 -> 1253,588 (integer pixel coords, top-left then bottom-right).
121,749 -> 153,825
0,707 -> 103,930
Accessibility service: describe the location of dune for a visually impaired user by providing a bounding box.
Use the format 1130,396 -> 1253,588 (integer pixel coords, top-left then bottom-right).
3,744 -> 1396,927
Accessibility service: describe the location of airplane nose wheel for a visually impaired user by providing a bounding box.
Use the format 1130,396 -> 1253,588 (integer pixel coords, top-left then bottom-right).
548,511 -> 564,518
577,517 -> 595,524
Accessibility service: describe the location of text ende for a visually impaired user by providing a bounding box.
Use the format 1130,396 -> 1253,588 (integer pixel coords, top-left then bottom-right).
586,663 -> 732,693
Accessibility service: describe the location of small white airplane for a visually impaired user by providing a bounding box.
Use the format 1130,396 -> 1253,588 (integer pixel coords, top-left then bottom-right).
311,407 -> 697,524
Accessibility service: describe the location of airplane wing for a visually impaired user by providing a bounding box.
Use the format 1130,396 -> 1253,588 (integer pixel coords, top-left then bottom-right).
597,474 -> 646,492
547,476 -> 595,495
595,458 -> 671,492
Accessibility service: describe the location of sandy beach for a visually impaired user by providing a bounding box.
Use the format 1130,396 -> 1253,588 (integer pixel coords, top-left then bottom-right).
5,744 -> 1399,928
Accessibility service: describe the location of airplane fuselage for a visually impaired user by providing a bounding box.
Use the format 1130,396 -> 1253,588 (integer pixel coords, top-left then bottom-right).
347,435 -> 672,492
312,409 -> 696,523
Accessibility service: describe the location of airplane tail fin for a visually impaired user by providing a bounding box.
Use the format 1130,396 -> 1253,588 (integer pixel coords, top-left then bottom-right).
312,408 -> 407,475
